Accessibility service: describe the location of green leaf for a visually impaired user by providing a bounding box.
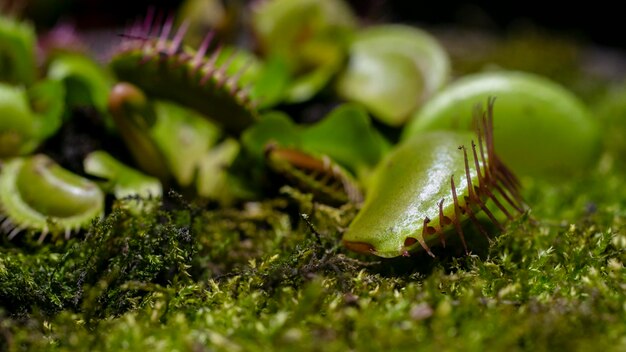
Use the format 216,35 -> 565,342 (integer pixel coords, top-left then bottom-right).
28,79 -> 65,139
301,104 -> 389,177
84,150 -> 162,201
251,56 -> 291,108
0,15 -> 36,85
151,100 -> 222,187
196,138 -> 241,203
47,52 -> 114,118
0,81 -> 64,156
241,111 -> 301,161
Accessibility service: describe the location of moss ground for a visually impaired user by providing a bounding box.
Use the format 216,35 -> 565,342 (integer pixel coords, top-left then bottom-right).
1,157 -> 626,351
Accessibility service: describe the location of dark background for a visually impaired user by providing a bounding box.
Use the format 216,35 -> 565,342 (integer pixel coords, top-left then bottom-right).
385,2 -> 622,49
5,0 -> 624,50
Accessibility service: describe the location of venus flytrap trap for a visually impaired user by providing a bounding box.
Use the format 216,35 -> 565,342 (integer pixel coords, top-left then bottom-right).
403,71 -> 601,179
240,104 -> 388,205
337,24 -> 450,126
0,154 -> 104,241
110,11 -> 258,135
343,99 -> 525,258
0,15 -> 110,241
265,144 -> 363,206
241,104 -> 389,178
83,150 -> 162,212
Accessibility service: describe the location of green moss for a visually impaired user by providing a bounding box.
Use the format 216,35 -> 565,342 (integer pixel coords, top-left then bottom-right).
1,166 -> 626,351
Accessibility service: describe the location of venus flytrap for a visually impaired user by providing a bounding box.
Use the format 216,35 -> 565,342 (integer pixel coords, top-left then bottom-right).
403,71 -> 601,179
109,13 -> 258,135
108,81 -> 244,202
265,144 -> 363,206
107,82 -> 171,181
242,105 -> 389,179
107,8 -> 390,209
343,100 -> 525,257
104,11 -> 318,206
0,16 -> 110,241
337,24 -> 450,126
0,6 -> 576,260
241,104 -> 388,205
0,154 -> 104,242
84,150 -> 162,212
